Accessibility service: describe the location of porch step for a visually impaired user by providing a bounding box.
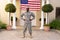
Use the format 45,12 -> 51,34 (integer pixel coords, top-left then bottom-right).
16,26 -> 40,30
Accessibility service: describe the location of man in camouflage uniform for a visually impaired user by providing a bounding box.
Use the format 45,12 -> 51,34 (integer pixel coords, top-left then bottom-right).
21,8 -> 35,38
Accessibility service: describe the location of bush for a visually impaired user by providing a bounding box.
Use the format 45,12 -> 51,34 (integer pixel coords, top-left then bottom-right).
1,24 -> 7,29
42,4 -> 53,13
0,21 -> 2,28
49,19 -> 60,30
5,3 -> 16,26
0,21 -> 7,29
5,3 -> 16,13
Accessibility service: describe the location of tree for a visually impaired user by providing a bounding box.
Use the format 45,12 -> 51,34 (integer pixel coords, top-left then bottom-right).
42,4 -> 53,24
5,3 -> 16,26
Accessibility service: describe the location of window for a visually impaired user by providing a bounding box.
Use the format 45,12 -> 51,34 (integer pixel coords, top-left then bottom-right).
56,7 -> 60,19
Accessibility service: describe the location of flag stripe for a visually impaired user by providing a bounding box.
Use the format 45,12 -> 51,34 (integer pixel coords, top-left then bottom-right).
21,7 -> 40,11
28,0 -> 40,1
29,1 -> 40,3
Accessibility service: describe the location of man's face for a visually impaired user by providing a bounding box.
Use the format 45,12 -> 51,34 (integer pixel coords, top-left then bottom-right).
26,8 -> 29,12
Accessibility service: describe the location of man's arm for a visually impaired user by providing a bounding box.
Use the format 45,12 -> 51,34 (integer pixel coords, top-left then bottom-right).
31,13 -> 35,20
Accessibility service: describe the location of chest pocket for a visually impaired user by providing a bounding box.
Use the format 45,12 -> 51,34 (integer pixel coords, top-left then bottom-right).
25,13 -> 31,19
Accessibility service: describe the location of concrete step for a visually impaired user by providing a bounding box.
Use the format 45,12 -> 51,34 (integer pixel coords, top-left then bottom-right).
16,26 -> 40,30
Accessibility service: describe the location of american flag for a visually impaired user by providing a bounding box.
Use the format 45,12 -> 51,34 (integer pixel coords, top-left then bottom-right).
20,0 -> 41,11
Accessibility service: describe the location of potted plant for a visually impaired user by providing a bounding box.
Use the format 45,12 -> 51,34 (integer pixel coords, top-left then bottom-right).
44,24 -> 50,31
5,3 -> 16,30
42,4 -> 53,24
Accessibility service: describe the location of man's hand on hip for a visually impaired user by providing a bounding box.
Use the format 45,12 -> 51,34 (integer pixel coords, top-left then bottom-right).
24,19 -> 26,21
30,19 -> 32,21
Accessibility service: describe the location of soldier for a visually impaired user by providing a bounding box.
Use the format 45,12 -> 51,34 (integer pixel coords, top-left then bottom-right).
21,8 -> 35,38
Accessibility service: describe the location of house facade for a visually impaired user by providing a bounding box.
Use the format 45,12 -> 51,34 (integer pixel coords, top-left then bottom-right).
0,0 -> 60,29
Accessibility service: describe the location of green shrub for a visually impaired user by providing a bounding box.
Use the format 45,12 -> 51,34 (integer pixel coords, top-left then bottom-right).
1,24 -> 7,29
0,21 -> 2,28
42,4 -> 53,24
49,19 -> 60,30
5,3 -> 16,25
5,3 -> 16,13
42,4 -> 53,13
0,21 -> 7,29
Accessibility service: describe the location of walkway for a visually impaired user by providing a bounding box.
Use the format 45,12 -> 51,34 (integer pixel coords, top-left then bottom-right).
0,29 -> 60,40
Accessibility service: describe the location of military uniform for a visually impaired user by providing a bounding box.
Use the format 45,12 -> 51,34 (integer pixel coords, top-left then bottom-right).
21,11 -> 35,36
